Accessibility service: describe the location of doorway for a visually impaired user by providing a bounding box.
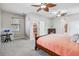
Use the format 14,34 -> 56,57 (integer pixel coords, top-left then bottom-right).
39,21 -> 46,36
31,20 -> 46,40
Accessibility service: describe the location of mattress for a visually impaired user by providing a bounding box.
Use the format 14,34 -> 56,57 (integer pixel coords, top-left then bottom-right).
37,34 -> 79,56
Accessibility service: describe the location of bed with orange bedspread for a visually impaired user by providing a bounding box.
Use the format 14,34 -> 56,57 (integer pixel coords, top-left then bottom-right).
35,34 -> 79,56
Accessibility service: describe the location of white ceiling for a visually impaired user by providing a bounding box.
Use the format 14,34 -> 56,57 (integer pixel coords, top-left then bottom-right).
0,3 -> 79,17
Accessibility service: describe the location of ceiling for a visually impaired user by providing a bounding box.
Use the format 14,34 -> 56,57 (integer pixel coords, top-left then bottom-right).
0,3 -> 79,17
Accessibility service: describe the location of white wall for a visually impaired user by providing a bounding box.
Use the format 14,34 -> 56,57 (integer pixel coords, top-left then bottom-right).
0,9 -> 1,43
51,13 -> 79,35
0,9 -> 1,35
51,17 -> 64,34
68,14 -> 79,35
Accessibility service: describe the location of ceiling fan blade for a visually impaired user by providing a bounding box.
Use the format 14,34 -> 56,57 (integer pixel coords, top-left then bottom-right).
43,7 -> 49,12
37,8 -> 41,12
46,3 -> 56,8
32,5 -> 41,7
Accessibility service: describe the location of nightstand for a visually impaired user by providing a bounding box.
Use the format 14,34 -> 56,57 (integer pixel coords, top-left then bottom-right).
48,28 -> 56,34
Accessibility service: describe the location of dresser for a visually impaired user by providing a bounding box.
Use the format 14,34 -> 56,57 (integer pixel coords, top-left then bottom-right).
48,28 -> 56,34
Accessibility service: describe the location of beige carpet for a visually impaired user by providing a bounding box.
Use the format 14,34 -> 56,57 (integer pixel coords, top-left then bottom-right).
0,39 -> 49,56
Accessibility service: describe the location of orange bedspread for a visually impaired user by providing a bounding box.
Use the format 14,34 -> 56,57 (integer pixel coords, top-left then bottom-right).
37,34 -> 79,56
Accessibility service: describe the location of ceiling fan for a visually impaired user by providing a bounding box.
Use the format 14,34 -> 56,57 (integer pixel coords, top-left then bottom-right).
56,10 -> 68,17
32,3 -> 56,12
55,9 -> 76,17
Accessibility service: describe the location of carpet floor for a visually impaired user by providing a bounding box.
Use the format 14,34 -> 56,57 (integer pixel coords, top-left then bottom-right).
0,39 -> 49,56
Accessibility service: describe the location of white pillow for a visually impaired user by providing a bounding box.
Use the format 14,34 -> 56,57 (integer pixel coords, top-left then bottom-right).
76,39 -> 79,43
71,33 -> 79,42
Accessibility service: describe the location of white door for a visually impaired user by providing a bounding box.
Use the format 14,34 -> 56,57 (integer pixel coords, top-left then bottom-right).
39,21 -> 45,36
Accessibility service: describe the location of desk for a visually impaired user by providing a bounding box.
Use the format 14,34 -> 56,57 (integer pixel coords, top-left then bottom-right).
1,33 -> 12,42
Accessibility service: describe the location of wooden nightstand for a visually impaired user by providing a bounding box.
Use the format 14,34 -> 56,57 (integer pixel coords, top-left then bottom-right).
48,28 -> 56,34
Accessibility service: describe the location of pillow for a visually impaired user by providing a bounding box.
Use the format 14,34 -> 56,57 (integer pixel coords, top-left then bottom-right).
76,39 -> 79,43
71,33 -> 79,42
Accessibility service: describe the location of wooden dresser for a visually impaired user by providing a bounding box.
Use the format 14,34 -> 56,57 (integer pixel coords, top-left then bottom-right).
48,28 -> 56,34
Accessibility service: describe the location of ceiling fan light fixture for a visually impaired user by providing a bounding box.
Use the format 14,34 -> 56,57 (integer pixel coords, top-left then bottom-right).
41,5 -> 46,8
56,10 -> 67,17
32,3 -> 56,12
57,14 -> 61,17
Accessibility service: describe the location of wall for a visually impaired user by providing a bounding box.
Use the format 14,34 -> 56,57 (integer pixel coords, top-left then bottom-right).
51,13 -> 79,35
0,9 -> 1,35
0,9 -> 1,43
51,17 -> 64,34
68,14 -> 79,35
1,11 -> 25,39
25,13 -> 51,40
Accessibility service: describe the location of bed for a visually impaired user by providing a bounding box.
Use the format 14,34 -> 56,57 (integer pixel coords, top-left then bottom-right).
35,34 -> 79,56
